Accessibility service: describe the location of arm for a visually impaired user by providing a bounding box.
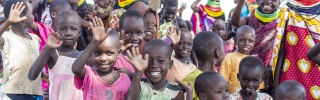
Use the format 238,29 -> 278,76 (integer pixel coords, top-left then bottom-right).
191,0 -> 201,12
0,2 -> 27,47
66,0 -> 80,11
175,79 -> 192,100
29,33 -> 62,80
31,0 -> 40,14
306,43 -> 320,65
231,0 -> 248,27
125,47 -> 149,100
178,3 -> 187,17
72,17 -> 111,78
173,91 -> 185,100
97,12 -> 111,20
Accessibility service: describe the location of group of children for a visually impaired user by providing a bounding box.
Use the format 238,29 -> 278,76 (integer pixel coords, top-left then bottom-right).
0,0 -> 318,100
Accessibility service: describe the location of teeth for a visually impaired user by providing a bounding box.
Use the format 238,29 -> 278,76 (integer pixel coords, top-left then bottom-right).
151,72 -> 160,76
182,51 -> 188,53
243,48 -> 249,51
146,32 -> 152,35
264,6 -> 271,10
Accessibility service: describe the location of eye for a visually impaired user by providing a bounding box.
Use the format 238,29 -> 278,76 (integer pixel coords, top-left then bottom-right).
93,52 -> 101,55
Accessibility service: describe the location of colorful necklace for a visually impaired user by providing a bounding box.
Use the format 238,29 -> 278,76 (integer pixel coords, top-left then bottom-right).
254,8 -> 279,23
204,4 -> 224,18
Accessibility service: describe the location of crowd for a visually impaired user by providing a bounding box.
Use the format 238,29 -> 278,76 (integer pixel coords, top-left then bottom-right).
0,0 -> 318,100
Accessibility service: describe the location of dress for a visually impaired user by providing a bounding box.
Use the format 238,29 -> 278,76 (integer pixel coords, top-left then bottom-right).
49,50 -> 83,100
270,2 -> 320,99
229,91 -> 273,100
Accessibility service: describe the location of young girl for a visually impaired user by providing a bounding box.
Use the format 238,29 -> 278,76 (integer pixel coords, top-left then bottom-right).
28,10 -> 83,100
143,8 -> 160,42
72,17 -> 131,100
0,1 -> 42,99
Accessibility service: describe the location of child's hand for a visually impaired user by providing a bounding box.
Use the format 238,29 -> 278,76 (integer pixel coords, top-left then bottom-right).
46,32 -> 63,49
175,79 -> 192,92
167,27 -> 181,45
178,3 -> 187,15
91,17 -> 110,42
7,2 -> 27,24
247,89 -> 258,100
119,30 -> 132,52
125,47 -> 149,72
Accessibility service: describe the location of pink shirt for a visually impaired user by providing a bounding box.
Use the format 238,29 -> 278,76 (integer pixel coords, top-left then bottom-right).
74,66 -> 131,100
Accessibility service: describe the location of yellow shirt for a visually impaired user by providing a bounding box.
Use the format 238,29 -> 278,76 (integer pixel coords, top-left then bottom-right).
219,52 -> 247,94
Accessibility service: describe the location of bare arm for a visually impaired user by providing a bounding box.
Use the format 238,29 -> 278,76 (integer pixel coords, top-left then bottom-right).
307,43 -> 320,65
173,91 -> 185,100
125,47 -> 149,100
72,17 -> 111,78
191,0 -> 201,12
29,33 -> 62,80
231,0 -> 248,27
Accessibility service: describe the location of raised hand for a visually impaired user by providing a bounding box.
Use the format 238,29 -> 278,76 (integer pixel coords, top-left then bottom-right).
247,89 -> 258,100
167,27 -> 181,45
46,32 -> 63,49
119,30 -> 132,52
7,2 -> 27,24
175,79 -> 193,100
91,17 -> 111,42
125,47 -> 149,72
178,3 -> 187,15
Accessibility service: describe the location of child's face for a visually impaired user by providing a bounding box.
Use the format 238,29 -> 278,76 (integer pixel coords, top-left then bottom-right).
92,36 -> 120,73
24,2 -> 34,28
258,0 -> 280,14
144,12 -> 157,41
203,76 -> 229,100
96,0 -> 111,8
238,67 -> 263,93
236,32 -> 255,54
174,33 -> 193,59
263,67 -> 273,92
122,17 -> 145,47
213,23 -> 226,40
143,47 -> 172,83
163,6 -> 177,22
56,17 -> 81,47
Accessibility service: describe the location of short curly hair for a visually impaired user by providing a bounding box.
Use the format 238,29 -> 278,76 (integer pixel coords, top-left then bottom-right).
55,10 -> 81,26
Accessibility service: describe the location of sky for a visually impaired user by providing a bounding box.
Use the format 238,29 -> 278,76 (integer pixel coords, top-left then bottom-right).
85,0 -> 237,20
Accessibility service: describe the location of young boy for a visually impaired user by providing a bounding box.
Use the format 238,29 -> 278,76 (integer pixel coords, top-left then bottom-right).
229,56 -> 272,100
195,72 -> 229,100
114,10 -> 146,79
219,25 -> 255,94
49,0 -> 72,30
72,18 -> 131,99
193,31 -> 225,72
125,39 -> 185,100
275,80 -> 306,100
212,19 -> 233,54
0,1 -> 42,99
158,0 -> 187,44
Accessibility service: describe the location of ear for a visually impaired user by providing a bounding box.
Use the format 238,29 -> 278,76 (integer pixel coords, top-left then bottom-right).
198,93 -> 207,100
215,48 -> 221,58
51,12 -> 56,19
237,73 -> 240,81
169,59 -> 173,69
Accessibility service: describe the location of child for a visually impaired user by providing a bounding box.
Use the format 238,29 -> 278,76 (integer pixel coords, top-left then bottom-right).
193,31 -> 225,72
212,19 -> 233,54
49,0 -> 72,30
195,72 -> 229,100
0,1 -> 42,99
28,10 -> 83,100
94,0 -> 114,21
166,28 -> 201,99
72,17 -> 131,99
275,80 -> 306,100
260,65 -> 273,96
114,10 -> 146,78
191,0 -> 225,34
158,0 -> 179,44
143,8 -> 160,42
219,25 -> 255,94
232,0 -> 280,67
125,39 -> 186,100
307,43 -> 320,65
229,56 -> 272,100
